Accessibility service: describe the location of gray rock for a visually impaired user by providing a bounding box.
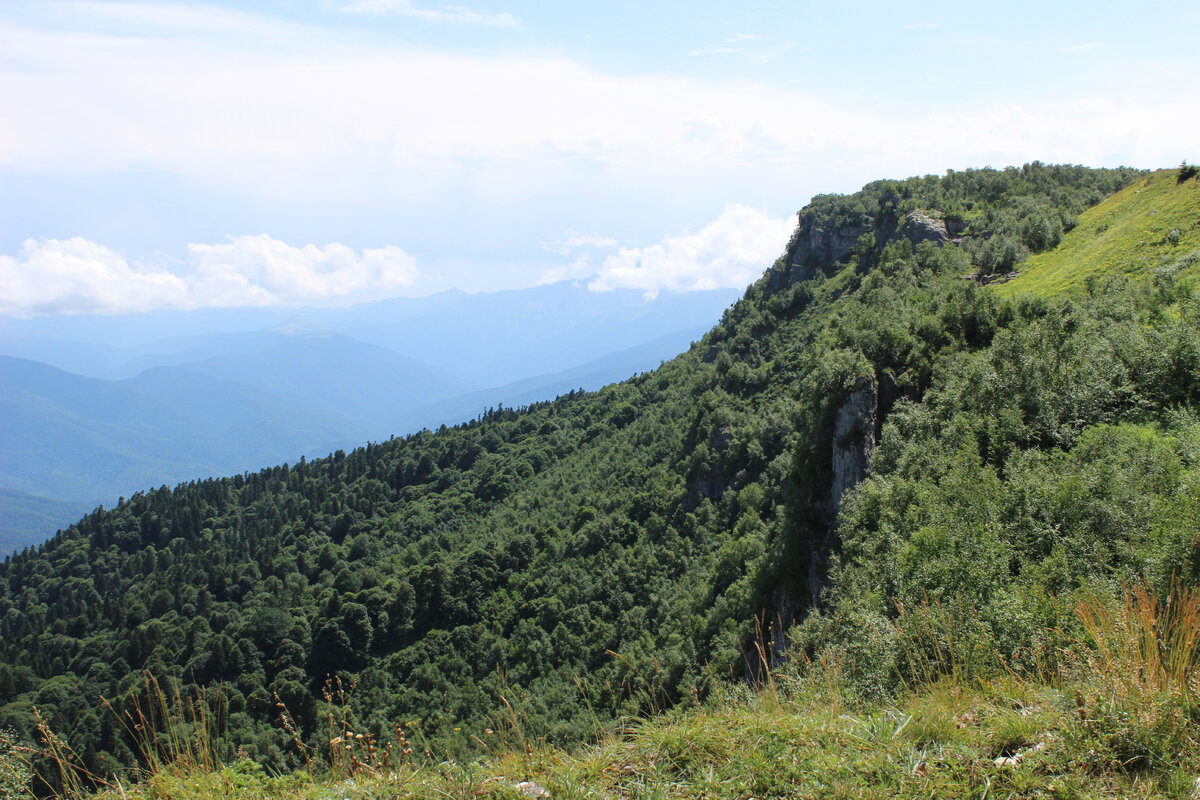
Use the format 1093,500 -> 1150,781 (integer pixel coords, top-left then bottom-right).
903,211 -> 952,246
711,425 -> 732,453
785,218 -> 870,282
691,471 -> 726,502
830,376 -> 876,514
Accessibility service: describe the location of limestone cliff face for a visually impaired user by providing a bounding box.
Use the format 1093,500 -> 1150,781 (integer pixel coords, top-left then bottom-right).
782,216 -> 870,283
685,425 -> 732,509
760,198 -> 961,631
793,375 -> 878,611
829,376 -> 877,516
899,211 -> 958,247
769,205 -> 963,290
799,372 -> 914,613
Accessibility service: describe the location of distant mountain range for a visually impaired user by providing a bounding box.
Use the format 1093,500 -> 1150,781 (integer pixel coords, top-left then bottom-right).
0,282 -> 739,552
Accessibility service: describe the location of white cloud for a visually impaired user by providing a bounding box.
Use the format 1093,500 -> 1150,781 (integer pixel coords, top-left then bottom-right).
0,238 -> 188,317
589,205 -> 796,292
187,236 -> 418,307
537,253 -> 591,286
563,233 -> 618,249
336,0 -> 520,27
0,235 -> 418,316
689,34 -> 793,63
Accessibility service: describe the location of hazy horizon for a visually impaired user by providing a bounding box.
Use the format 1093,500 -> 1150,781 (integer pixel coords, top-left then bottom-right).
3,0 -> 1197,317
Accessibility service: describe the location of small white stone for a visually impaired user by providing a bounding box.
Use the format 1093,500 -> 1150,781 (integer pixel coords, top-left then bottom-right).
516,780 -> 551,798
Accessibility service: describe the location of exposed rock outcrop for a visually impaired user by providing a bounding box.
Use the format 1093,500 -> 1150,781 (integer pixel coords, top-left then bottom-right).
769,206 -> 965,292
830,376 -> 877,515
685,425 -> 732,507
902,211 -> 953,246
783,218 -> 870,284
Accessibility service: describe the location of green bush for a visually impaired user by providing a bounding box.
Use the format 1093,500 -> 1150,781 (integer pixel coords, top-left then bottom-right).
0,728 -> 31,800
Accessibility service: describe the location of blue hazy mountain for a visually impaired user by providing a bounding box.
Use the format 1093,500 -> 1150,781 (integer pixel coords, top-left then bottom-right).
0,489 -> 91,555
400,325 -> 713,431
0,282 -> 739,552
0,355 -> 354,503
0,282 -> 739,385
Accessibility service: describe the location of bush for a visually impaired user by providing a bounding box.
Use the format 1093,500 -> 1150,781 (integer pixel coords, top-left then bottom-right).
0,728 -> 31,800
1178,162 -> 1198,183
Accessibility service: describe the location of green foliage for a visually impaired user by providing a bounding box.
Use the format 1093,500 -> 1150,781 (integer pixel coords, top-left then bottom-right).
785,162 -> 1139,277
0,727 -> 32,799
997,169 -> 1200,296
2,163 -> 1189,797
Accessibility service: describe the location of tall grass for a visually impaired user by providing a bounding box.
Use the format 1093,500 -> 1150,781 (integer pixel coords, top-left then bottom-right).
316,675 -> 425,782
102,674 -> 228,779
891,597 -> 1002,690
1076,582 -> 1200,701
1069,581 -> 1200,773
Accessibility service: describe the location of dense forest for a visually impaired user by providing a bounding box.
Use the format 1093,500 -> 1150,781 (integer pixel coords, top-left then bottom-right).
3,163 -> 1197,791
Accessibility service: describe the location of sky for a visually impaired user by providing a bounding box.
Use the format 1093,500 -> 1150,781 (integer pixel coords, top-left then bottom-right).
2,0 -> 1198,316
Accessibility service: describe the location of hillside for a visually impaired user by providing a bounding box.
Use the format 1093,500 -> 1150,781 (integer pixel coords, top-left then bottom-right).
0,355 -> 358,513
0,284 -> 739,553
995,167 -> 1200,296
2,163 -> 1198,797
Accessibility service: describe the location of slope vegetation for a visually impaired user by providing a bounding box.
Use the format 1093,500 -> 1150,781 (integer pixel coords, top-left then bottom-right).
995,167 -> 1200,296
3,164 -> 1198,797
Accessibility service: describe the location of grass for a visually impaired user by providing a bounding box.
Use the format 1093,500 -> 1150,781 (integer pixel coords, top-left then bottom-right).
994,168 -> 1200,298
7,584 -> 1199,799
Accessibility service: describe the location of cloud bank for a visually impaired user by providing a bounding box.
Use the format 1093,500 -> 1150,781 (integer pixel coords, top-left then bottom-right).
3,3 -> 1198,301
5,5 -> 1195,185
590,205 -> 796,292
0,235 -> 418,316
0,204 -> 794,314
337,0 -> 520,27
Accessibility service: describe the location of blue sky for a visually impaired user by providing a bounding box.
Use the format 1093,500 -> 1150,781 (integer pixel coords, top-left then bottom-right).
2,0 -> 1197,315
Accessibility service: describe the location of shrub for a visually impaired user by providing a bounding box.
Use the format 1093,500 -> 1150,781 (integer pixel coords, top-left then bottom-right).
0,728 -> 32,799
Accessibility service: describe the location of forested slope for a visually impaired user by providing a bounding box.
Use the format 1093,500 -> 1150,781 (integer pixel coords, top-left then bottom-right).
3,163 -> 1197,789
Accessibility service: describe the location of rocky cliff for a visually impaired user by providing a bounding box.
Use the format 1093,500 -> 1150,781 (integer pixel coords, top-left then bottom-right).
829,376 -> 877,516
772,192 -> 965,287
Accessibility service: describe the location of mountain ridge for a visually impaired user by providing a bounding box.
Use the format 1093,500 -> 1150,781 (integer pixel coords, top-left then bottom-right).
2,164 -> 1196,796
